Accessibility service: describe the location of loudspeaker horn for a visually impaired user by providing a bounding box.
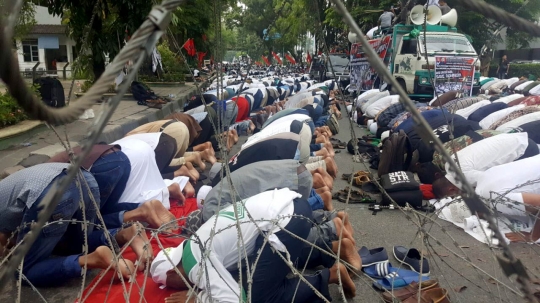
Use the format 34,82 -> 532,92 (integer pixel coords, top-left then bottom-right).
426,5 -> 442,25
440,8 -> 458,27
348,32 -> 360,43
410,5 -> 425,25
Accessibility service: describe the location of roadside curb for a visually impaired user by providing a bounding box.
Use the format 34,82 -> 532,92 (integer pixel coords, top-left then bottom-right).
0,121 -> 44,140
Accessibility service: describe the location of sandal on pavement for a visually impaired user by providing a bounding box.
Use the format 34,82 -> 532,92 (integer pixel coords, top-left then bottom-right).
353,175 -> 371,187
333,142 -> 347,149
359,246 -> 389,267
342,170 -> 370,181
393,246 -> 430,276
402,287 -> 450,303
382,280 -> 439,302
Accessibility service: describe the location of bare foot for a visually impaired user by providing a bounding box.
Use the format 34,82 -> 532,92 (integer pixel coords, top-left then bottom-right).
168,183 -> 186,204
324,157 -> 338,179
80,246 -> 135,280
313,167 -> 333,189
337,211 -> 354,237
333,238 -> 361,272
328,262 -> 356,298
183,182 -> 195,198
312,173 -> 329,189
175,165 -> 198,182
200,149 -> 217,165
185,152 -> 206,170
193,142 -> 213,154
323,142 -> 336,157
230,129 -> 239,143
115,223 -> 153,271
333,217 -> 355,246
127,200 -> 178,231
320,191 -> 334,211
315,186 -> 331,195
314,147 -> 330,158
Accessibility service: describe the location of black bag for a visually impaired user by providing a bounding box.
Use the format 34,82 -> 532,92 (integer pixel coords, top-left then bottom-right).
380,171 -> 419,193
381,189 -> 423,208
33,77 -> 65,108
131,81 -> 159,105
377,130 -> 413,176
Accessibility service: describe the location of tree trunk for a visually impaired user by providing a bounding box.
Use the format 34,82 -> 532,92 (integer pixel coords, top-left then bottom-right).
90,16 -> 105,80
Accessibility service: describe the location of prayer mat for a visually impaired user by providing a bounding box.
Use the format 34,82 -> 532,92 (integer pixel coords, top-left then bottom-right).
78,198 -> 199,303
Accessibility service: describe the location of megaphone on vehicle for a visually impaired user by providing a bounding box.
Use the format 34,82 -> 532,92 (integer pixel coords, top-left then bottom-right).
409,5 -> 443,25
440,8 -> 458,27
410,5 -> 425,25
426,6 -> 443,25
348,32 -> 360,43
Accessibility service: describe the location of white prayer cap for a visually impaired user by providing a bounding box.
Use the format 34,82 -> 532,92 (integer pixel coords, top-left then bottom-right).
197,185 -> 212,209
150,242 -> 185,286
369,121 -> 378,134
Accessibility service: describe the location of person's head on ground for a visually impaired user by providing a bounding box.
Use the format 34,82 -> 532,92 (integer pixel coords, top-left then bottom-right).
150,242 -> 194,290
414,162 -> 444,184
432,176 -> 461,199
439,0 -> 447,6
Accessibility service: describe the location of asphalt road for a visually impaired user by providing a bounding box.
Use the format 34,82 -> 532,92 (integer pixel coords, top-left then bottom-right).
0,116 -> 538,303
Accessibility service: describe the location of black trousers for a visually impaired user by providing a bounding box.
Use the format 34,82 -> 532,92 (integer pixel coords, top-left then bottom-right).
242,198 -> 332,303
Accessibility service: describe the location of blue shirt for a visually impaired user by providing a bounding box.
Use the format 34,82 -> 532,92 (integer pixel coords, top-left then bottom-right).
468,102 -> 508,122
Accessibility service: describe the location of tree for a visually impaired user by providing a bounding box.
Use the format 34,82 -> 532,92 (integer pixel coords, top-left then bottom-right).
45,0 -> 155,79
0,0 -> 36,41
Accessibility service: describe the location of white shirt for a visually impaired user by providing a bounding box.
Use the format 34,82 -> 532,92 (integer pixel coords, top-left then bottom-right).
365,95 -> 400,118
493,94 -> 524,104
445,133 -> 529,188
112,137 -> 170,208
496,111 -> 540,133
455,100 -> 491,119
124,133 -> 162,150
193,69 -> 200,77
360,91 -> 390,113
479,105 -> 525,129
515,81 -> 534,92
356,89 -> 379,105
504,77 -> 520,87
529,84 -> 540,96
366,27 -> 379,39
184,188 -> 300,303
476,154 -> 540,209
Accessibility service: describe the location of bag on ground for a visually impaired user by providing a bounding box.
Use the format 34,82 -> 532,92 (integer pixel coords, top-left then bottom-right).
377,130 -> 413,176
33,77 -> 66,108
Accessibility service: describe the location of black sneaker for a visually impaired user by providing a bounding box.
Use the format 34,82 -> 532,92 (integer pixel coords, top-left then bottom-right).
392,246 -> 430,276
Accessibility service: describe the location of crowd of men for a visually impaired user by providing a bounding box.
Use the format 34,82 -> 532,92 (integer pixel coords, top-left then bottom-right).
0,74 -> 365,302
354,75 -> 540,243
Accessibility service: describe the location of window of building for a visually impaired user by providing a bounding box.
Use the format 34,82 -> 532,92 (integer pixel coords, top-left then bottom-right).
22,39 -> 39,62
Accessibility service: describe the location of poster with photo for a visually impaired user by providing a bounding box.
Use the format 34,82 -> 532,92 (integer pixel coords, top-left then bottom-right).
349,35 -> 391,92
434,57 -> 476,96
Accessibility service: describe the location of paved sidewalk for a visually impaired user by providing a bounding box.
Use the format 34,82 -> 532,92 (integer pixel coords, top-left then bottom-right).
0,81 -> 208,176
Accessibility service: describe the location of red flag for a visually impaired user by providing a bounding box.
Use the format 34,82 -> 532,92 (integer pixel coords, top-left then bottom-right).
306,52 -> 312,64
271,51 -> 282,65
183,39 -> 196,57
285,52 -> 296,65
262,55 -> 270,66
197,52 -> 206,68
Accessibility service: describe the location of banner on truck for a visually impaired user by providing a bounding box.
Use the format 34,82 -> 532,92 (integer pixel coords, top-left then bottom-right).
434,56 -> 475,96
349,35 -> 391,92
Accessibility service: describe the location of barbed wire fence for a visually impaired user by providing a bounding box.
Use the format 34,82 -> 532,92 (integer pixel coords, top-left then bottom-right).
0,0 -> 534,302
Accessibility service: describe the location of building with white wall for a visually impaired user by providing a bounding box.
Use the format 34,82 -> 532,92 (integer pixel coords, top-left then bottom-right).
15,5 -> 76,77
494,26 -> 540,62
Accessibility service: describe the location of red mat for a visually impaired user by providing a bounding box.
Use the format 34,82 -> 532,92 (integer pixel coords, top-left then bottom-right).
77,198 -> 198,303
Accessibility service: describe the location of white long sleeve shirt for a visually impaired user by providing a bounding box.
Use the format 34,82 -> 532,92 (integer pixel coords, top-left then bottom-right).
445,133 -> 529,188
182,188 -> 300,303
